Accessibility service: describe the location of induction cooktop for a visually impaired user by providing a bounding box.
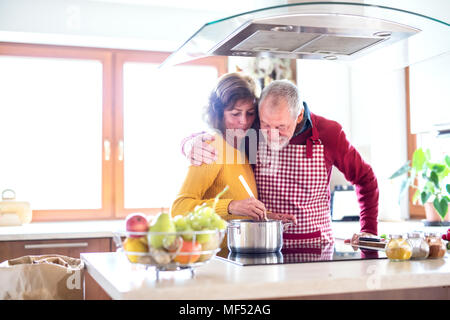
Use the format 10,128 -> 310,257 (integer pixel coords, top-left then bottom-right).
217,239 -> 387,266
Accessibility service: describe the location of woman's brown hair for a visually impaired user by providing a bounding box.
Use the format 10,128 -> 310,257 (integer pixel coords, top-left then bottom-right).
204,72 -> 260,134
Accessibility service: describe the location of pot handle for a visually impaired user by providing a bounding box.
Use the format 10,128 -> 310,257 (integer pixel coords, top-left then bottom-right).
227,224 -> 241,234
282,222 -> 294,232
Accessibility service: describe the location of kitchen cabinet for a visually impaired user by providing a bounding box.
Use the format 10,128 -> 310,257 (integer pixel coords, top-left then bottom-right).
0,237 -> 112,300
409,52 -> 450,134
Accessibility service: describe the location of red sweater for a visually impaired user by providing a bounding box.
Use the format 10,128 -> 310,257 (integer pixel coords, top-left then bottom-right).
290,112 -> 379,235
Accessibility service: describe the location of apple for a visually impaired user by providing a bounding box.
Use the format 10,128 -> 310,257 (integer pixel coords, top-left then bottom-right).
125,213 -> 149,237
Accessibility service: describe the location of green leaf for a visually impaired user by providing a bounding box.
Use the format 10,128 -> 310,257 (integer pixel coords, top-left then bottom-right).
433,197 -> 448,220
421,191 -> 431,204
447,184 -> 450,195
429,171 -> 440,189
438,167 -> 450,180
389,162 -> 411,179
424,181 -> 435,194
431,164 -> 446,173
412,148 -> 426,172
445,155 -> 450,167
412,189 -> 421,204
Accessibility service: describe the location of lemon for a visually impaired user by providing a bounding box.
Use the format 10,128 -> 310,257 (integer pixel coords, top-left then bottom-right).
123,237 -> 148,263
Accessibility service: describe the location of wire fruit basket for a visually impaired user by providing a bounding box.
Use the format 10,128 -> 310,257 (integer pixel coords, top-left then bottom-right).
113,229 -> 226,278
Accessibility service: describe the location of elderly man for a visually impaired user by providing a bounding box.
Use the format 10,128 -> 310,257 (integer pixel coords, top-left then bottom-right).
184,80 -> 379,246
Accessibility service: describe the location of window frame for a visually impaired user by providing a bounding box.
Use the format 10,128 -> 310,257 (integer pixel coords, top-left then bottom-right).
113,51 -> 227,218
405,67 -> 425,219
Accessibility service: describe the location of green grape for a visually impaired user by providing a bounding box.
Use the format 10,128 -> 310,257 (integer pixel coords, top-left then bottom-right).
211,213 -> 225,230
196,232 -> 212,244
200,207 -> 214,218
217,219 -> 227,231
197,213 -> 212,229
189,215 -> 203,231
173,215 -> 188,231
181,225 -> 194,241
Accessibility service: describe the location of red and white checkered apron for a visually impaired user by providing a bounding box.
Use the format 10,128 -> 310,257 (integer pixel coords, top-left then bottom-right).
281,243 -> 334,262
255,125 -> 334,248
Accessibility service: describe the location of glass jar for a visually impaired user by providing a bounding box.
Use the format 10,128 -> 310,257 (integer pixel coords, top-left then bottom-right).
407,232 -> 429,260
425,233 -> 446,259
385,234 -> 412,261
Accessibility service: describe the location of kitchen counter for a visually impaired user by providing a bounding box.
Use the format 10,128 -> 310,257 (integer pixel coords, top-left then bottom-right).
0,219 -> 448,242
0,219 -> 124,241
81,251 -> 450,300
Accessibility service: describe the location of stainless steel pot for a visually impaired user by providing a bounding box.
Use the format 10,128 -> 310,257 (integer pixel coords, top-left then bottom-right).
227,219 -> 292,253
227,252 -> 284,265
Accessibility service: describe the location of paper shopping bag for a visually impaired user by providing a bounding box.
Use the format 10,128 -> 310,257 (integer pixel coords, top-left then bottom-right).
0,254 -> 84,300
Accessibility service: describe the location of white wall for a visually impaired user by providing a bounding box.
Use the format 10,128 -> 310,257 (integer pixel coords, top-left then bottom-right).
350,67 -> 408,221
0,0 -> 282,52
296,60 -> 353,190
297,59 -> 409,221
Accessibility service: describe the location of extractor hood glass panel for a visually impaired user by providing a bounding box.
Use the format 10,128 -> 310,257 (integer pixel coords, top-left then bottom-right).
160,1 -> 450,70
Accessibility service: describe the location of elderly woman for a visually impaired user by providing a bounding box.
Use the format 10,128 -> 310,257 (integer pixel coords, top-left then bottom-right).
171,72 -> 296,223
171,72 -> 266,221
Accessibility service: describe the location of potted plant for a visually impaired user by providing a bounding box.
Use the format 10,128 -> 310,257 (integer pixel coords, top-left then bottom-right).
389,148 -> 450,223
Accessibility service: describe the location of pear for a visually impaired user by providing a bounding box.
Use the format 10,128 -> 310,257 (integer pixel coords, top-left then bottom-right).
148,212 -> 176,249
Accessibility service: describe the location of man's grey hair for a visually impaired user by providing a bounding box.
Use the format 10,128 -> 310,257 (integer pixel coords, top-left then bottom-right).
259,80 -> 303,119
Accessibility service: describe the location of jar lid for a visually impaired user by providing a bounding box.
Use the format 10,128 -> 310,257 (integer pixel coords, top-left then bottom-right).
389,234 -> 403,239
407,232 -> 424,238
424,232 -> 440,237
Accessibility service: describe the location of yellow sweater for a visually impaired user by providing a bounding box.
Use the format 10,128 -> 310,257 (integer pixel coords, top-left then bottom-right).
170,133 -> 258,220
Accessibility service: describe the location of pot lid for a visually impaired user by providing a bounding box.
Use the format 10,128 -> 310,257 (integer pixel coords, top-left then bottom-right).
159,1 -> 450,70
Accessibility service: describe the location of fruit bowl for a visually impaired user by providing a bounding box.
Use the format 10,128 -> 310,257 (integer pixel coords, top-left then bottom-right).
114,228 -> 226,272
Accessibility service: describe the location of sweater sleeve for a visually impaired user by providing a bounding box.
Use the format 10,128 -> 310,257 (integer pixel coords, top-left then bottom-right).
329,124 -> 379,235
170,163 -> 233,218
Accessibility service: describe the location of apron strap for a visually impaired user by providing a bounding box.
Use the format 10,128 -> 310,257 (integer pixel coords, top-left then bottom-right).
306,118 -> 320,158
306,138 -> 313,158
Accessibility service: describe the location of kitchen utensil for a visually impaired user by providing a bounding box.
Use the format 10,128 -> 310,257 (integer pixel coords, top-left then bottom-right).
227,219 -> 293,253
0,189 -> 32,226
238,174 -> 267,221
342,239 -> 386,251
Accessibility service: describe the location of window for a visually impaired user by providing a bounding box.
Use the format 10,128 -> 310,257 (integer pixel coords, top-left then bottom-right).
0,43 -> 227,221
0,56 -> 103,210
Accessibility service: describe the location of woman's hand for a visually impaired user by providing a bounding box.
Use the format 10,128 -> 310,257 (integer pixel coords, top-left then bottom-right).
228,198 -> 267,221
267,212 -> 298,225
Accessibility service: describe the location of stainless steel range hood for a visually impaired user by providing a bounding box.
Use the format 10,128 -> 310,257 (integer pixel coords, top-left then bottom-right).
159,1 -> 450,70
210,14 -> 419,61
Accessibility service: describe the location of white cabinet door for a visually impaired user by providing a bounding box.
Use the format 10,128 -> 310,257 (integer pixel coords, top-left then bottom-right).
409,52 -> 450,134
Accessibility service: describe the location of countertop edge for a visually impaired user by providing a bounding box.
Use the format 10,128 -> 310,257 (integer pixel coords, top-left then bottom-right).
80,252 -> 450,300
